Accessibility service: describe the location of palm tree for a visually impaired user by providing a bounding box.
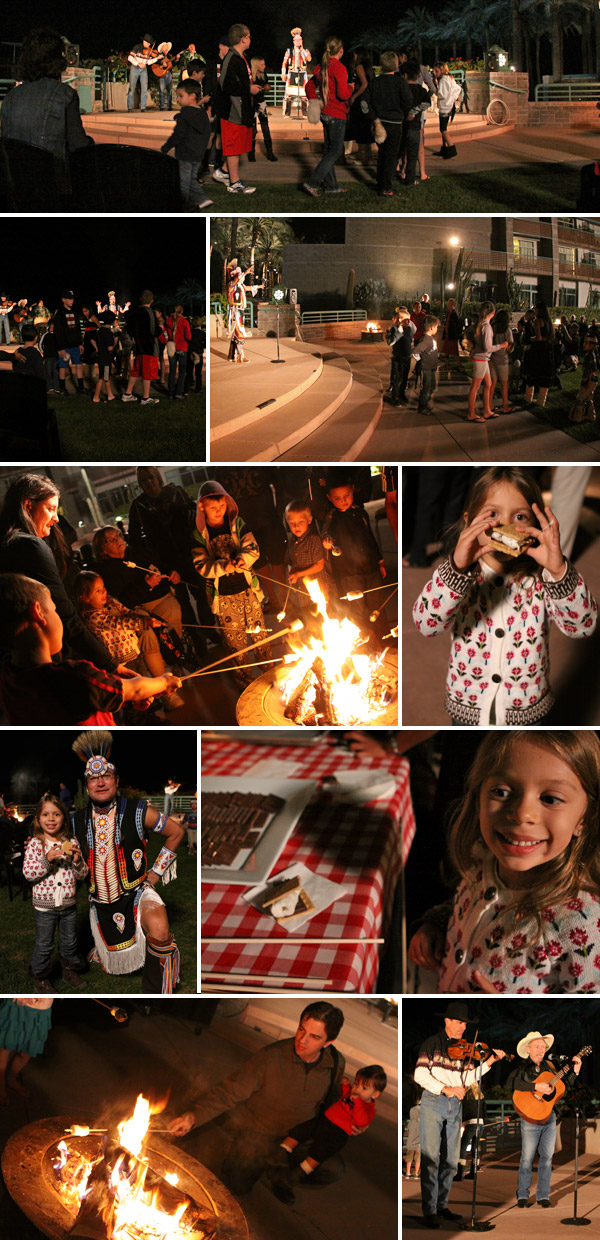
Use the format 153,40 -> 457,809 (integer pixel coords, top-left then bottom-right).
210,218 -> 232,294
235,218 -> 297,299
395,8 -> 436,62
174,278 -> 206,317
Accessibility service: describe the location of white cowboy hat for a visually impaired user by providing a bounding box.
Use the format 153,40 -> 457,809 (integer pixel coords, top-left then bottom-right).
158,42 -> 172,53
517,1030 -> 554,1059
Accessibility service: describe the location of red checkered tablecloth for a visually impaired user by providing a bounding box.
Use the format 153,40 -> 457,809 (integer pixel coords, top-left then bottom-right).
200,737 -> 415,991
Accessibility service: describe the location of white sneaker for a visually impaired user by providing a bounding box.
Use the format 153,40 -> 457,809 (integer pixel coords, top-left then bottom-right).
227,180 -> 256,194
140,396 -> 159,405
121,393 -> 137,401
212,167 -> 230,184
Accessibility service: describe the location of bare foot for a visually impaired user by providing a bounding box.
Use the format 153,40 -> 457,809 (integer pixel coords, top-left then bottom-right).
7,1073 -> 29,1098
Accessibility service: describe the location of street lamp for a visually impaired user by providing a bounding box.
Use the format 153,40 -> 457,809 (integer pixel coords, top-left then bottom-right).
436,235 -> 461,305
271,286 -> 286,364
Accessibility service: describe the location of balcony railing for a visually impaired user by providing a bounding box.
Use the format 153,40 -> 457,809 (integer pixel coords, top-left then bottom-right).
300,309 -> 367,324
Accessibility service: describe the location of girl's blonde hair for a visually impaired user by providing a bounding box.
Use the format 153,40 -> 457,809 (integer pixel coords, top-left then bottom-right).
434,61 -> 450,76
251,57 -> 265,78
320,36 -> 343,104
448,731 -> 600,942
447,466 -> 545,552
33,793 -> 70,842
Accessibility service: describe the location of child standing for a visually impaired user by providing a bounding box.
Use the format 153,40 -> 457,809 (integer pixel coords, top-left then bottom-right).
384,307 -> 413,406
468,302 -> 496,422
93,310 -> 117,403
412,467 -> 597,725
284,499 -> 333,609
161,81 -> 213,210
23,794 -> 88,993
0,998 -> 53,1102
0,324 -> 46,382
409,730 -> 600,993
570,335 -> 599,423
322,472 -> 387,637
40,321 -> 60,393
412,315 -> 440,414
366,50 -> 412,197
271,1065 -> 387,1204
432,63 -> 462,158
249,57 -> 278,162
400,61 -> 430,186
405,1097 -> 421,1179
192,480 -> 270,684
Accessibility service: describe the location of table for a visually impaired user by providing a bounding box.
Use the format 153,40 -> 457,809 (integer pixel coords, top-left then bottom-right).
200,737 -> 415,992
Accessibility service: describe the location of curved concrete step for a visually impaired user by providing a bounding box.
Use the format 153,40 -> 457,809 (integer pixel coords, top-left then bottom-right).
211,354 -> 353,461
278,374 -> 383,461
210,340 -> 324,443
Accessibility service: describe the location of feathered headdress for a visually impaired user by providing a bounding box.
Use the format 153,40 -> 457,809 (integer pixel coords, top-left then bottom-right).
72,730 -> 116,778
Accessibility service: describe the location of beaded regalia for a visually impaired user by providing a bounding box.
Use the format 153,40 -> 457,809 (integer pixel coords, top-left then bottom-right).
281,27 -> 311,116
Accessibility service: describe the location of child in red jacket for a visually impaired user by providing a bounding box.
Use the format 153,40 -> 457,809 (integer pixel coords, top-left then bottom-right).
270,1064 -> 387,1203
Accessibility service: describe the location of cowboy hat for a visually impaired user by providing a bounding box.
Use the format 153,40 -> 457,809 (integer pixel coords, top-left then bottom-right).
517,1030 -> 554,1059
435,1002 -> 473,1023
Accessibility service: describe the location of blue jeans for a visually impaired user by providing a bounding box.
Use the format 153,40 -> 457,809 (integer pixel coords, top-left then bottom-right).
164,793 -> 174,816
169,350 -> 187,397
45,357 -> 60,391
518,1114 -> 556,1202
0,313 -> 10,344
178,160 -> 210,208
419,370 -> 437,411
308,115 -> 346,190
159,72 -> 173,110
420,1091 -> 462,1216
127,65 -> 148,111
31,905 -> 80,976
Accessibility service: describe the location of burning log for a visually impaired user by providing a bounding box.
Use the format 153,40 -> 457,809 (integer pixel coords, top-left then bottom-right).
283,655 -> 340,725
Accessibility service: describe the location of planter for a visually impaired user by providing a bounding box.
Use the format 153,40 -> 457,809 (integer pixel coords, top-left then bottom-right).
105,80 -> 128,111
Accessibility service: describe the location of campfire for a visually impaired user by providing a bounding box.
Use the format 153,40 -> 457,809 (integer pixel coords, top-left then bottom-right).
2,1105 -> 248,1240
361,321 -> 384,343
52,1095 -> 215,1240
237,580 -> 397,728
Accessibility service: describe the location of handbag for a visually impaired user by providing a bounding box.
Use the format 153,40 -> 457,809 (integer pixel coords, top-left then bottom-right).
372,117 -> 387,146
307,97 -> 322,124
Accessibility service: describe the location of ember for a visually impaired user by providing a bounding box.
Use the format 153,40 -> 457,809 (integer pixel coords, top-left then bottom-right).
280,581 -> 394,726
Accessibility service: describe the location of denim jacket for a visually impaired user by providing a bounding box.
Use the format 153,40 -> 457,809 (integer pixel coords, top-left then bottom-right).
1,78 -> 93,160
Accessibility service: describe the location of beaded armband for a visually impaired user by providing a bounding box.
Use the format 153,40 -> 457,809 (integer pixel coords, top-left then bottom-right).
150,845 -> 178,884
152,812 -> 168,835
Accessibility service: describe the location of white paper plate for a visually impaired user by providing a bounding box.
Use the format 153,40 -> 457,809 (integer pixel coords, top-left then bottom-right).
324,769 -> 396,804
201,777 -> 317,885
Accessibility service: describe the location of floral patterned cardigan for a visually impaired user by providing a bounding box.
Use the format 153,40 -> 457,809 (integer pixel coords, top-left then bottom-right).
413,555 -> 597,725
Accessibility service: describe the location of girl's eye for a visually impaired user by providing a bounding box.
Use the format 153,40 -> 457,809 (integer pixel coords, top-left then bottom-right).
540,794 -> 564,806
489,785 -> 511,800
515,512 -> 531,523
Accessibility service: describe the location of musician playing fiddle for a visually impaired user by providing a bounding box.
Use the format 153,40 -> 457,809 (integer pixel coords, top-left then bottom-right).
127,34 -> 160,113
414,1002 -> 507,1229
507,1031 -> 582,1209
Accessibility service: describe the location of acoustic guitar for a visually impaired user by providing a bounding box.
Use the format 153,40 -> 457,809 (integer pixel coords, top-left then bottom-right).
512,1045 -> 591,1124
152,50 -> 185,77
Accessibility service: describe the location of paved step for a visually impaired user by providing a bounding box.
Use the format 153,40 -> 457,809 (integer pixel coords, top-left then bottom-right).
278,373 -> 383,461
211,354 -> 353,461
210,338 -> 324,443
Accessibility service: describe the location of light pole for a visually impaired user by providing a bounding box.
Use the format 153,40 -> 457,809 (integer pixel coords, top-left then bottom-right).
437,234 -> 460,307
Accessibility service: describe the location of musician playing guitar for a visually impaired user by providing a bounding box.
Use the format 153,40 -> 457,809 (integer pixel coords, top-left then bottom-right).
127,34 -> 160,113
508,1031 -> 582,1209
155,42 -> 184,111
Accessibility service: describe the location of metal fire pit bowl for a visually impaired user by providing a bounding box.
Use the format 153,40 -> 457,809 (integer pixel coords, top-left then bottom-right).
360,330 -> 384,343
2,1117 -> 249,1240
236,646 -> 398,726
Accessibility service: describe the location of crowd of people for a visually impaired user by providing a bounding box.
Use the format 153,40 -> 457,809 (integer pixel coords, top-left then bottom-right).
0,289 -> 205,404
0,466 -> 397,727
379,293 -> 599,422
0,24 -> 466,202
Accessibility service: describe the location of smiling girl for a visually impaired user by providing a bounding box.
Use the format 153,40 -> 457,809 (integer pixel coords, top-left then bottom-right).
22,794 -> 88,993
410,731 -> 600,993
412,467 -> 597,725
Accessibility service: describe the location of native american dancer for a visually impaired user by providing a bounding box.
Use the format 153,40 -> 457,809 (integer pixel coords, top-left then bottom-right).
281,27 -> 311,116
71,730 -> 184,994
226,259 -> 262,362
96,291 -> 131,317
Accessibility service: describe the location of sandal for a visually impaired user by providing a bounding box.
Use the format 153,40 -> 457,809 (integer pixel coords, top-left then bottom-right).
501,405 -> 516,413
467,416 -> 486,423
484,412 -> 500,419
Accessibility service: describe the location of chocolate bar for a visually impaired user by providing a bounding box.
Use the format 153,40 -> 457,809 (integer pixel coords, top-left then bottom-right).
201,791 -> 285,867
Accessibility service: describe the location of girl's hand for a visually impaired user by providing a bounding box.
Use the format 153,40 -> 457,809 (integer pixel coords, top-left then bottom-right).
169,1111 -> 196,1136
520,503 -> 565,577
408,924 -> 445,969
46,844 -> 64,862
472,969 -> 500,993
452,506 -> 499,571
323,537 -> 334,551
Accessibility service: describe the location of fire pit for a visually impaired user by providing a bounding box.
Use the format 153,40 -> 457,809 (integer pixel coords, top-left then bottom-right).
2,1112 -> 248,1240
361,321 -> 384,343
236,647 -> 398,726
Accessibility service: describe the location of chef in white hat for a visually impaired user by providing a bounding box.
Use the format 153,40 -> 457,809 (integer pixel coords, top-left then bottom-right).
509,1031 -> 581,1209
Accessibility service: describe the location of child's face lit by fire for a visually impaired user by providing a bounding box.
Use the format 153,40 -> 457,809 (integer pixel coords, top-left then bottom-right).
327,485 -> 354,512
287,510 -> 312,538
201,496 -> 228,525
479,742 -> 588,887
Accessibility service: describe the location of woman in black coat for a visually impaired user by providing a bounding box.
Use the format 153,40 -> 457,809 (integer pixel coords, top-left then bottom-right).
0,472 -> 116,670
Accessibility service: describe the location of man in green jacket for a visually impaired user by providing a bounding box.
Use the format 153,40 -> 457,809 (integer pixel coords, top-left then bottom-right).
169,1002 -> 346,1194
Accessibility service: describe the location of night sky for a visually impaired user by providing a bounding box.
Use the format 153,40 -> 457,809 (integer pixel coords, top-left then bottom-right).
0,729 -> 197,803
2,1 -> 414,64
1,219 -> 204,311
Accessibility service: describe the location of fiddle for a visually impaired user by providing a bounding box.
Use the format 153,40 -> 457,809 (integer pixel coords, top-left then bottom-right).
448,1038 -> 514,1063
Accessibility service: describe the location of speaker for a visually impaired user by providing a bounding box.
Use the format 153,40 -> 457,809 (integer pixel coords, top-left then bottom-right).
63,42 -> 80,67
289,288 -> 298,304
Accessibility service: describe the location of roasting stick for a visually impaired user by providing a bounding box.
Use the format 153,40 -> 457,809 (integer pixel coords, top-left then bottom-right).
340,581 -> 398,600
202,975 -> 334,990
256,571 -> 306,598
178,618 -> 303,682
190,657 -> 282,677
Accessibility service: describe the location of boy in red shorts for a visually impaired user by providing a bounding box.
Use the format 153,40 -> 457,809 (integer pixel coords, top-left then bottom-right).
122,289 -> 162,406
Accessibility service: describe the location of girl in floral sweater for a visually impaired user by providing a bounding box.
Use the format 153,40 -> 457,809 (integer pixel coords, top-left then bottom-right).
409,730 -> 600,993
23,794 -> 88,993
412,467 -> 597,725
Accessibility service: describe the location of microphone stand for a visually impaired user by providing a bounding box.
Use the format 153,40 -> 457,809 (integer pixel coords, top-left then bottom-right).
561,1099 -> 590,1227
461,1050 -> 494,1231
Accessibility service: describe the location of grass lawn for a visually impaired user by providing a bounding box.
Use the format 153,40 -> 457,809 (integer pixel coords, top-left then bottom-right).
512,371 -> 600,444
50,387 -> 206,460
0,834 -> 197,994
207,163 -> 579,213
